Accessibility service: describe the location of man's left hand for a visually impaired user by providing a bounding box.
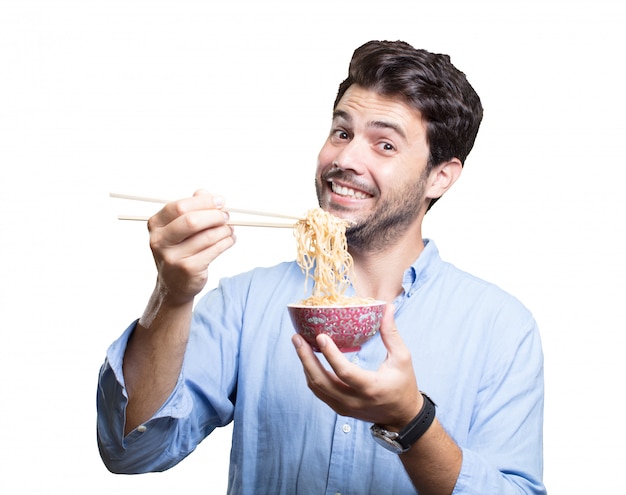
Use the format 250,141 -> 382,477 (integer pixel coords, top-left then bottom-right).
291,303 -> 423,430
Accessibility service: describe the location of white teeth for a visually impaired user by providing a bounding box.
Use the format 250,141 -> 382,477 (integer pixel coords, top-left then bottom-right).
331,182 -> 369,199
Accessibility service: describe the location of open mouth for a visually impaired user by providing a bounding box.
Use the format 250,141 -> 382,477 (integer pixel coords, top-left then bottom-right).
330,181 -> 372,199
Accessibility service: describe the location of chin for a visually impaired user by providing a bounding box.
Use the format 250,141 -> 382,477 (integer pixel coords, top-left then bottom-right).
322,200 -> 350,217
333,208 -> 366,230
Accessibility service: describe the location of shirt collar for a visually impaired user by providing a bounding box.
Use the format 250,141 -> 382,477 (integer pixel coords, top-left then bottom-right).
400,239 -> 442,299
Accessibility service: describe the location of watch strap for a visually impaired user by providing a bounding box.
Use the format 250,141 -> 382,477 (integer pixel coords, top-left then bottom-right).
396,393 -> 436,449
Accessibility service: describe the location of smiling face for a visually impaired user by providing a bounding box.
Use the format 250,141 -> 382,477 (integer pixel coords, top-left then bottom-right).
315,85 -> 433,252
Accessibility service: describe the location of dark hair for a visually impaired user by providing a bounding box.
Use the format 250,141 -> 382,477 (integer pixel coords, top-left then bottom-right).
335,40 -> 483,209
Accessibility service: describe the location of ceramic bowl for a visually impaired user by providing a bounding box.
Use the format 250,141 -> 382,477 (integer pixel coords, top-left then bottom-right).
287,301 -> 385,352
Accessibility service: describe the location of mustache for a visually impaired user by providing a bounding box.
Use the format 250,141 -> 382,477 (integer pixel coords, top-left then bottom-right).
322,169 -> 377,196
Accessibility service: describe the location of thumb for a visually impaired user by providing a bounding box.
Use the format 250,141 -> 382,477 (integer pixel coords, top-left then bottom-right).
378,303 -> 403,352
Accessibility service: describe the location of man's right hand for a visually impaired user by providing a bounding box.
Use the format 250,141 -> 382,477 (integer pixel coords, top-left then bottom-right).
147,189 -> 237,306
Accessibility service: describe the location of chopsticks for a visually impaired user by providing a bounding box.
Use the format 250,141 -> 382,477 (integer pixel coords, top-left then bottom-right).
110,192 -> 301,228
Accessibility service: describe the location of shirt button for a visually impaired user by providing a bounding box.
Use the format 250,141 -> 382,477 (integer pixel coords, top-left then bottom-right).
342,424 -> 351,434
137,425 -> 147,433
350,355 -> 359,364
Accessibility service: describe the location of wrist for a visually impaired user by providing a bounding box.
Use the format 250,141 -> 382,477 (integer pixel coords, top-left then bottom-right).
371,393 -> 436,454
385,393 -> 425,432
139,284 -> 194,329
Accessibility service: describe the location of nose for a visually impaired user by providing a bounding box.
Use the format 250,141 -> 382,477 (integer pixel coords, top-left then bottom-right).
331,137 -> 368,175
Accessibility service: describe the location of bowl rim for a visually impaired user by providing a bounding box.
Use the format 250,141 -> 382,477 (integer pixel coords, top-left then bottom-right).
287,300 -> 386,309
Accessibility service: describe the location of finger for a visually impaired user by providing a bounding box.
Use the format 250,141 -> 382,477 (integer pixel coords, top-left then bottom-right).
378,303 -> 408,356
164,210 -> 232,247
149,191 -> 226,230
149,215 -> 233,276
316,334 -> 374,391
376,304 -> 417,395
292,335 -> 348,388
292,335 -> 354,407
291,334 -> 330,382
150,206 -> 231,253
164,224 -> 236,269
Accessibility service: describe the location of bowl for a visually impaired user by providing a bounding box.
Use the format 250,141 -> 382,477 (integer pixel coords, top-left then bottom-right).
287,301 -> 385,352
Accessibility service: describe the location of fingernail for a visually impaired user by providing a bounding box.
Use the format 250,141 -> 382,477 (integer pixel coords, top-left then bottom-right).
214,195 -> 225,207
317,334 -> 328,349
292,334 -> 303,349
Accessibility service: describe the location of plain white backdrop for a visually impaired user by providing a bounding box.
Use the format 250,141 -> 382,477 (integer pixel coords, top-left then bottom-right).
1,0 -> 624,493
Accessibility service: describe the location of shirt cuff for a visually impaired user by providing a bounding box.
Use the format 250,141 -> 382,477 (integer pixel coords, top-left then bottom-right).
103,319 -> 192,421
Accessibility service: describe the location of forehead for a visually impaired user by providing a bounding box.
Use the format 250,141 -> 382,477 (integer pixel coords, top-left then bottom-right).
333,85 -> 426,137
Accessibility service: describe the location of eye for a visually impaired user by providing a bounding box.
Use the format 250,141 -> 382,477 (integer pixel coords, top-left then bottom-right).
330,129 -> 351,143
380,142 -> 396,152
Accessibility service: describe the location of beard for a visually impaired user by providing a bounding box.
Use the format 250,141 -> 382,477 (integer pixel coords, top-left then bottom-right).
316,168 -> 429,253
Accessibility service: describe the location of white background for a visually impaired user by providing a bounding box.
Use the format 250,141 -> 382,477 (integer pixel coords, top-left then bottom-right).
1,0 -> 624,493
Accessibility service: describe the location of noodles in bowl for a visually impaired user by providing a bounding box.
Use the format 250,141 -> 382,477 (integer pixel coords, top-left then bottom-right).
288,208 -> 384,351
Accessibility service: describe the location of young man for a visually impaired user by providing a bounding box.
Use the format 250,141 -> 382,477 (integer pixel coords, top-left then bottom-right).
97,40 -> 545,494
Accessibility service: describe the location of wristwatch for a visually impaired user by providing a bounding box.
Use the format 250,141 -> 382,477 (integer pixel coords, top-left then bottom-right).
370,393 -> 436,454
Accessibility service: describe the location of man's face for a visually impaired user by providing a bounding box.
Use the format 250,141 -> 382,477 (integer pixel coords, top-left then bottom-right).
315,85 -> 432,252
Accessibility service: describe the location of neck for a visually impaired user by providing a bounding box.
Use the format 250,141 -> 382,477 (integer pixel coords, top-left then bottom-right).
350,233 -> 425,303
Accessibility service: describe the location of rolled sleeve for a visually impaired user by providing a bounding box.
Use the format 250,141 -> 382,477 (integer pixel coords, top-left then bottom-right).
96,321 -> 195,473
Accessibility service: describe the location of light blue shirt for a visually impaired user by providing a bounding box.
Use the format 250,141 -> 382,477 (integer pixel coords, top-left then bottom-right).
97,240 -> 545,494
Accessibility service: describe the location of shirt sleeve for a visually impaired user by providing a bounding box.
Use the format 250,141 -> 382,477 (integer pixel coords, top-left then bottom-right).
451,305 -> 546,495
96,321 -> 197,473
96,280 -> 242,474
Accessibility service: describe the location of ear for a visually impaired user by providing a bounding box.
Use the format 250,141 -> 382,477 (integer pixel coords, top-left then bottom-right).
425,158 -> 463,201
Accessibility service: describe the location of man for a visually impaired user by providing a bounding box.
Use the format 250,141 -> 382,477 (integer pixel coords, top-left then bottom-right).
97,40 -> 545,494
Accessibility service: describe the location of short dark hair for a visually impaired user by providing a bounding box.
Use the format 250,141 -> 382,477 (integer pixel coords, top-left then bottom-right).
335,40 -> 483,209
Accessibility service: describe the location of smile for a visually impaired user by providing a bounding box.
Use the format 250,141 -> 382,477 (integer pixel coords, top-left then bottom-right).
330,181 -> 371,199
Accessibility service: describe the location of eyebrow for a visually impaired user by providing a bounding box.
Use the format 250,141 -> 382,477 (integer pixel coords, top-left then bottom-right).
332,110 -> 407,140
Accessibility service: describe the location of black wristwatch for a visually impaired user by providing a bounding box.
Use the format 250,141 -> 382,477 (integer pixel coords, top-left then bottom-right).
370,393 -> 436,454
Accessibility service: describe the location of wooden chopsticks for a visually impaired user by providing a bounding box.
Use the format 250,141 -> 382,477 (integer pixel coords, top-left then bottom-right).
110,192 -> 301,228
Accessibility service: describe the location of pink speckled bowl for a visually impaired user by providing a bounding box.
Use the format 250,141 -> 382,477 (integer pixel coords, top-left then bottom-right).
287,301 -> 385,352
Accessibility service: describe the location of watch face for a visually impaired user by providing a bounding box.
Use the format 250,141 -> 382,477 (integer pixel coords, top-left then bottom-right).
371,393 -> 436,455
370,426 -> 406,454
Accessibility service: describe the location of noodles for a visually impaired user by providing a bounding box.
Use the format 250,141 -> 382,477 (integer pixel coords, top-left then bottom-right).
293,208 -> 373,306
